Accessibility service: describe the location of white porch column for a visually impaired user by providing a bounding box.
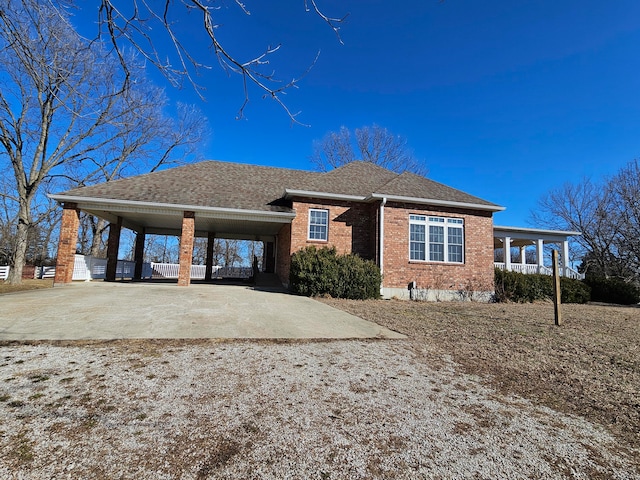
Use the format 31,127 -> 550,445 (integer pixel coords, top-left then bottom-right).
536,238 -> 544,273
562,240 -> 570,277
520,246 -> 527,265
504,236 -> 511,271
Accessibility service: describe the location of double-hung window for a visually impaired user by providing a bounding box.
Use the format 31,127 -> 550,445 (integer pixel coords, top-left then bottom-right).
409,215 -> 464,263
308,209 -> 329,241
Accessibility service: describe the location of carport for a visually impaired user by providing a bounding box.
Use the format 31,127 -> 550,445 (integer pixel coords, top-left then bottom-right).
49,161 -> 311,286
50,195 -> 292,286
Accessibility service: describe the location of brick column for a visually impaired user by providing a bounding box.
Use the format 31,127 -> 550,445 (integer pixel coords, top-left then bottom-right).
178,211 -> 195,286
54,202 -> 80,285
133,229 -> 146,280
204,231 -> 215,281
105,217 -> 122,282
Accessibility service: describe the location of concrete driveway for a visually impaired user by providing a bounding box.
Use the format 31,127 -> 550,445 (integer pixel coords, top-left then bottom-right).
0,282 -> 404,340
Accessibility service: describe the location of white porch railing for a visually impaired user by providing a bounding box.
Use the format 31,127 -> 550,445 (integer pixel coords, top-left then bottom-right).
150,263 -> 207,279
0,265 -> 9,280
495,262 -> 584,280
149,263 -> 252,279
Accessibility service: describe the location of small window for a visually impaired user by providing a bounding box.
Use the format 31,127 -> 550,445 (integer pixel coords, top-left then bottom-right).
308,209 -> 329,241
409,215 -> 464,263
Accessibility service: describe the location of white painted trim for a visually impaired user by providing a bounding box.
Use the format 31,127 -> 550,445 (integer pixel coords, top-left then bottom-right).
368,193 -> 504,212
307,208 -> 329,241
409,215 -> 465,264
284,189 -> 504,212
284,189 -> 367,202
48,194 -> 296,223
494,225 -> 581,237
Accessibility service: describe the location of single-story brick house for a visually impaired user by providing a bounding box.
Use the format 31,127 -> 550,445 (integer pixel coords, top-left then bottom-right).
50,160 -> 573,299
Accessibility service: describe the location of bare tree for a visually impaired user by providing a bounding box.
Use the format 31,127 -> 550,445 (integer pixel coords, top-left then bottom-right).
610,160 -> 640,277
532,162 -> 640,280
0,0 -> 205,283
145,235 -> 180,264
72,98 -> 207,257
59,0 -> 347,123
310,125 -> 428,175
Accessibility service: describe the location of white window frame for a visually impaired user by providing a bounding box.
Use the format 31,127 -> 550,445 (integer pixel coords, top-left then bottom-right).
308,208 -> 329,241
409,215 -> 464,263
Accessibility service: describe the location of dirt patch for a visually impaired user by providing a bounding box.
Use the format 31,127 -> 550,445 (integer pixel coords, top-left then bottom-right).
319,299 -> 640,453
0,279 -> 53,295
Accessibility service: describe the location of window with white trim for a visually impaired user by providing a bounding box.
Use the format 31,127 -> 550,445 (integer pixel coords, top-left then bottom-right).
409,215 -> 464,263
308,209 -> 329,241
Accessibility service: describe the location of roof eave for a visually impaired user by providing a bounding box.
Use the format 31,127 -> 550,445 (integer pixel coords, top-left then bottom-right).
494,225 -> 582,237
367,193 -> 505,212
48,194 -> 296,223
283,189 -> 367,202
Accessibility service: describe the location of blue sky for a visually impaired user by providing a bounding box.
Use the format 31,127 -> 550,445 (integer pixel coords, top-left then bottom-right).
75,1 -> 640,227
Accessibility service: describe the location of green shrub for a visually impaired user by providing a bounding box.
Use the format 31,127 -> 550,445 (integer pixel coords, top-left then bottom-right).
494,268 -> 590,304
584,277 -> 640,305
560,277 -> 591,304
290,246 -> 381,300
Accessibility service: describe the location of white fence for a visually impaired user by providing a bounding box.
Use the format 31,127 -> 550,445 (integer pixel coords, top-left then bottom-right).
2,256 -> 253,282
71,255 -> 138,281
38,266 -> 57,279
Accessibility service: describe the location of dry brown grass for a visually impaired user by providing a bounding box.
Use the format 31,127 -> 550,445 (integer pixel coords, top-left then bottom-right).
0,279 -> 53,295
319,298 -> 640,453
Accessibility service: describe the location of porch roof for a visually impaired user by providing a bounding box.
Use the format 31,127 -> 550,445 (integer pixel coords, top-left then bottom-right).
493,225 -> 582,249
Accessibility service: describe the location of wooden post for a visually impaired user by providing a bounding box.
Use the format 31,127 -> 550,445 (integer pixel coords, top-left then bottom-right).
552,249 -> 562,326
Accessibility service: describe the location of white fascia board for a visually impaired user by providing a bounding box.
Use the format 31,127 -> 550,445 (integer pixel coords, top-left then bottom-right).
494,225 -> 582,238
283,189 -> 367,202
367,193 -> 505,212
48,194 -> 296,223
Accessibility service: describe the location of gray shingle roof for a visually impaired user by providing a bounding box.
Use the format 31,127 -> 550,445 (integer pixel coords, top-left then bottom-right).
56,160 -> 501,211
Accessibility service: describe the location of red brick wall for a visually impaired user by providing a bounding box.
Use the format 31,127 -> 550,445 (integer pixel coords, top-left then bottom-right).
289,199 -> 376,259
277,199 -> 377,285
278,198 -> 495,294
54,203 -> 80,284
105,217 -> 122,282
276,223 -> 292,285
382,202 -> 495,291
177,211 -> 195,286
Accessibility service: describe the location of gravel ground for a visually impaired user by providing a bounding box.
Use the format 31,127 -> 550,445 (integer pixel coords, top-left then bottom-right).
1,338 -> 638,479
320,299 -> 640,455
